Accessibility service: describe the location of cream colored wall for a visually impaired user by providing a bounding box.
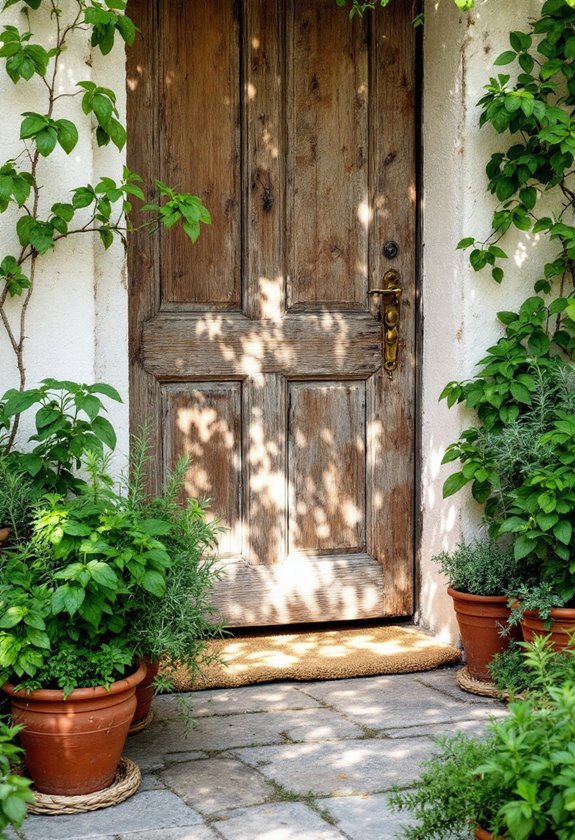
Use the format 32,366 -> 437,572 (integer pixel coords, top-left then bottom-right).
420,0 -> 545,640
0,5 -> 128,467
0,1 -> 544,639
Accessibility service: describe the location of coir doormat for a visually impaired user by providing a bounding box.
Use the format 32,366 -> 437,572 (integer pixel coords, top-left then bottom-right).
169,624 -> 461,691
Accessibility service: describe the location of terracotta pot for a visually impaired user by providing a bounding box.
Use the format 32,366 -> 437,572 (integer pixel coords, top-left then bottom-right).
448,587 -> 519,682
520,607 -> 575,650
131,659 -> 160,728
0,527 -> 10,546
475,829 -> 501,840
3,661 -> 146,795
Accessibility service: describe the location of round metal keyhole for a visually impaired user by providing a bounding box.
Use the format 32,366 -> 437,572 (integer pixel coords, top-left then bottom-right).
383,240 -> 399,260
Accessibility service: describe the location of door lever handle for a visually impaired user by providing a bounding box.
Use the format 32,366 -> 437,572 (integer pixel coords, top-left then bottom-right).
368,270 -> 402,379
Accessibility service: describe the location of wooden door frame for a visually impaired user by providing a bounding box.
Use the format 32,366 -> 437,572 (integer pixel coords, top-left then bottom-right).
126,1 -> 423,625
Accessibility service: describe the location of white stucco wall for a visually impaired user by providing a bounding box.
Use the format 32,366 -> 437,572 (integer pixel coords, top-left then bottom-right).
420,0 -> 545,639
0,1 -> 545,639
0,4 -> 128,467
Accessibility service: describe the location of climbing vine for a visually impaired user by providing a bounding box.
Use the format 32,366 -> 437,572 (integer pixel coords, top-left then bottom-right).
0,0 -> 209,444
440,0 -> 575,604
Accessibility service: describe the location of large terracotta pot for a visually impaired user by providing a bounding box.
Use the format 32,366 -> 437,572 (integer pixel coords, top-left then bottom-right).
131,659 -> 160,729
520,607 -> 575,650
3,661 -> 146,795
448,587 -> 519,682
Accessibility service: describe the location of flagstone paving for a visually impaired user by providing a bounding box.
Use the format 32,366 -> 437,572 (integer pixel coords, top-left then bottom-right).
12,667 -> 505,840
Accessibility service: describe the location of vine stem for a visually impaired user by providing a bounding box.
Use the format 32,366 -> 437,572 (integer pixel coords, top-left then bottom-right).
3,1 -> 84,452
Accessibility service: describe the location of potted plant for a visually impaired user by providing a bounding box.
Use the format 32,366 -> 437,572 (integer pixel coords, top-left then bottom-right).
443,348 -> 575,649
0,456 -> 174,796
433,538 -> 530,681
390,659 -> 575,839
125,441 -> 224,730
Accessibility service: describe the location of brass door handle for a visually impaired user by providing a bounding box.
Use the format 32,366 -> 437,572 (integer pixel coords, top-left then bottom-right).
368,270 -> 402,378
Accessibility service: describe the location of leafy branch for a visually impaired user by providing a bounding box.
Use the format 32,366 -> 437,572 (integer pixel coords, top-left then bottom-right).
0,0 -> 211,447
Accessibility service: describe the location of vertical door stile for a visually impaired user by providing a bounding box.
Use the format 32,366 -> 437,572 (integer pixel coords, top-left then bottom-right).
127,0 -> 163,494
243,0 -> 287,568
367,7 -> 416,613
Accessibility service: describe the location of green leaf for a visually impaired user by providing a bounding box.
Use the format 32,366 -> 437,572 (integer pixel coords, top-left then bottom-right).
494,51 -> 517,66
56,119 -> 79,154
141,569 -> 166,598
456,237 -> 475,250
510,382 -> 532,405
443,472 -> 469,498
89,382 -> 122,402
553,520 -> 573,546
91,415 -> 117,449
35,126 -> 57,156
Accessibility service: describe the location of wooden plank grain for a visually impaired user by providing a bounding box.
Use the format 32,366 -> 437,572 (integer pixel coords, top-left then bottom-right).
288,382 -> 366,553
161,383 -> 243,557
287,0 -> 369,309
243,0 -> 285,321
141,312 -> 382,378
211,553 -> 387,626
160,0 -> 241,307
366,5 -> 417,615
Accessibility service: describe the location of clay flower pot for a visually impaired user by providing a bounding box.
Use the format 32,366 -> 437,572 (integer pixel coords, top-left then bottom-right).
0,527 -> 10,546
520,607 -> 575,650
475,829 -> 501,840
130,658 -> 160,731
3,661 -> 146,795
448,587 -> 519,682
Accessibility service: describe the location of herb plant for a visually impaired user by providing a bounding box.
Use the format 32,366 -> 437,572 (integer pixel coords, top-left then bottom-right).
391,679 -> 575,839
489,633 -> 575,700
432,537 -> 533,596
441,0 -> 575,606
126,437 -> 224,690
0,456 -> 173,695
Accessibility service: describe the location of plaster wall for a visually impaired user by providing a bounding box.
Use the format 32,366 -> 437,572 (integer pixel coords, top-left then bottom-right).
421,0 -> 546,640
0,1 -> 545,640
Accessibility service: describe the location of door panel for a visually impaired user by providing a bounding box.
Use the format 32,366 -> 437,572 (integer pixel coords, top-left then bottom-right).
128,0 -> 417,626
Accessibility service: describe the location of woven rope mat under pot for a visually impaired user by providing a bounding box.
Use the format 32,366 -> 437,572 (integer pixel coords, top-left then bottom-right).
167,623 -> 462,691
26,758 -> 141,816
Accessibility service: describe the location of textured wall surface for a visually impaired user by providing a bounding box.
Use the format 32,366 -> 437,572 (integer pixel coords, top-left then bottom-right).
0,1 -> 545,639
421,0 -> 545,638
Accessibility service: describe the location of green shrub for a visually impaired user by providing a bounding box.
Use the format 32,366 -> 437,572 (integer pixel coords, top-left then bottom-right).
432,537 -> 532,595
0,718 -> 33,837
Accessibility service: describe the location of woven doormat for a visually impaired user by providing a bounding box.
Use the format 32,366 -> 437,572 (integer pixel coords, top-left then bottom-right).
169,624 -> 461,691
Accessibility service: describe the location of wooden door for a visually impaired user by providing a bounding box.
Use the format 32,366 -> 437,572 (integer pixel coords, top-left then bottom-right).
127,0 -> 418,626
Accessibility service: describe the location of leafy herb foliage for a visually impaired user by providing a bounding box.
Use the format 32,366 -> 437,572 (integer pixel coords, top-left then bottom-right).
0,719 -> 34,835
432,537 -> 533,595
442,0 -> 575,605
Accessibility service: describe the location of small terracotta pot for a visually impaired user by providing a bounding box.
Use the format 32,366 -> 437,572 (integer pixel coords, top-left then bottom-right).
3,661 -> 146,795
0,527 -> 10,546
520,607 -> 575,650
131,659 -> 160,728
448,587 -> 519,682
475,829 -> 500,840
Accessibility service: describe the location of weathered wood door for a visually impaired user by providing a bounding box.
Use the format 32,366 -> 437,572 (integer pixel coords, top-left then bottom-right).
128,0 -> 417,626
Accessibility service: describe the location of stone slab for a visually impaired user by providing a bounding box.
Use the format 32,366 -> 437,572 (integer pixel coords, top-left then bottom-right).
386,709 -> 508,740
127,708 -> 363,758
299,673 -> 499,729
211,802 -> 346,839
161,757 -> 274,815
414,668 -> 507,705
236,737 -> 436,795
19,790 -> 204,840
155,684 -> 322,718
318,793 -> 416,840
117,829 -> 220,840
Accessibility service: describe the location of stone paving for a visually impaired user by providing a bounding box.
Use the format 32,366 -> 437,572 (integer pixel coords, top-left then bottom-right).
12,667 -> 507,840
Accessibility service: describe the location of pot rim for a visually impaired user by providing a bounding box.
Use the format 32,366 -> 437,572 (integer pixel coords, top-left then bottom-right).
521,606 -> 575,620
2,660 -> 146,701
447,587 -> 510,604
